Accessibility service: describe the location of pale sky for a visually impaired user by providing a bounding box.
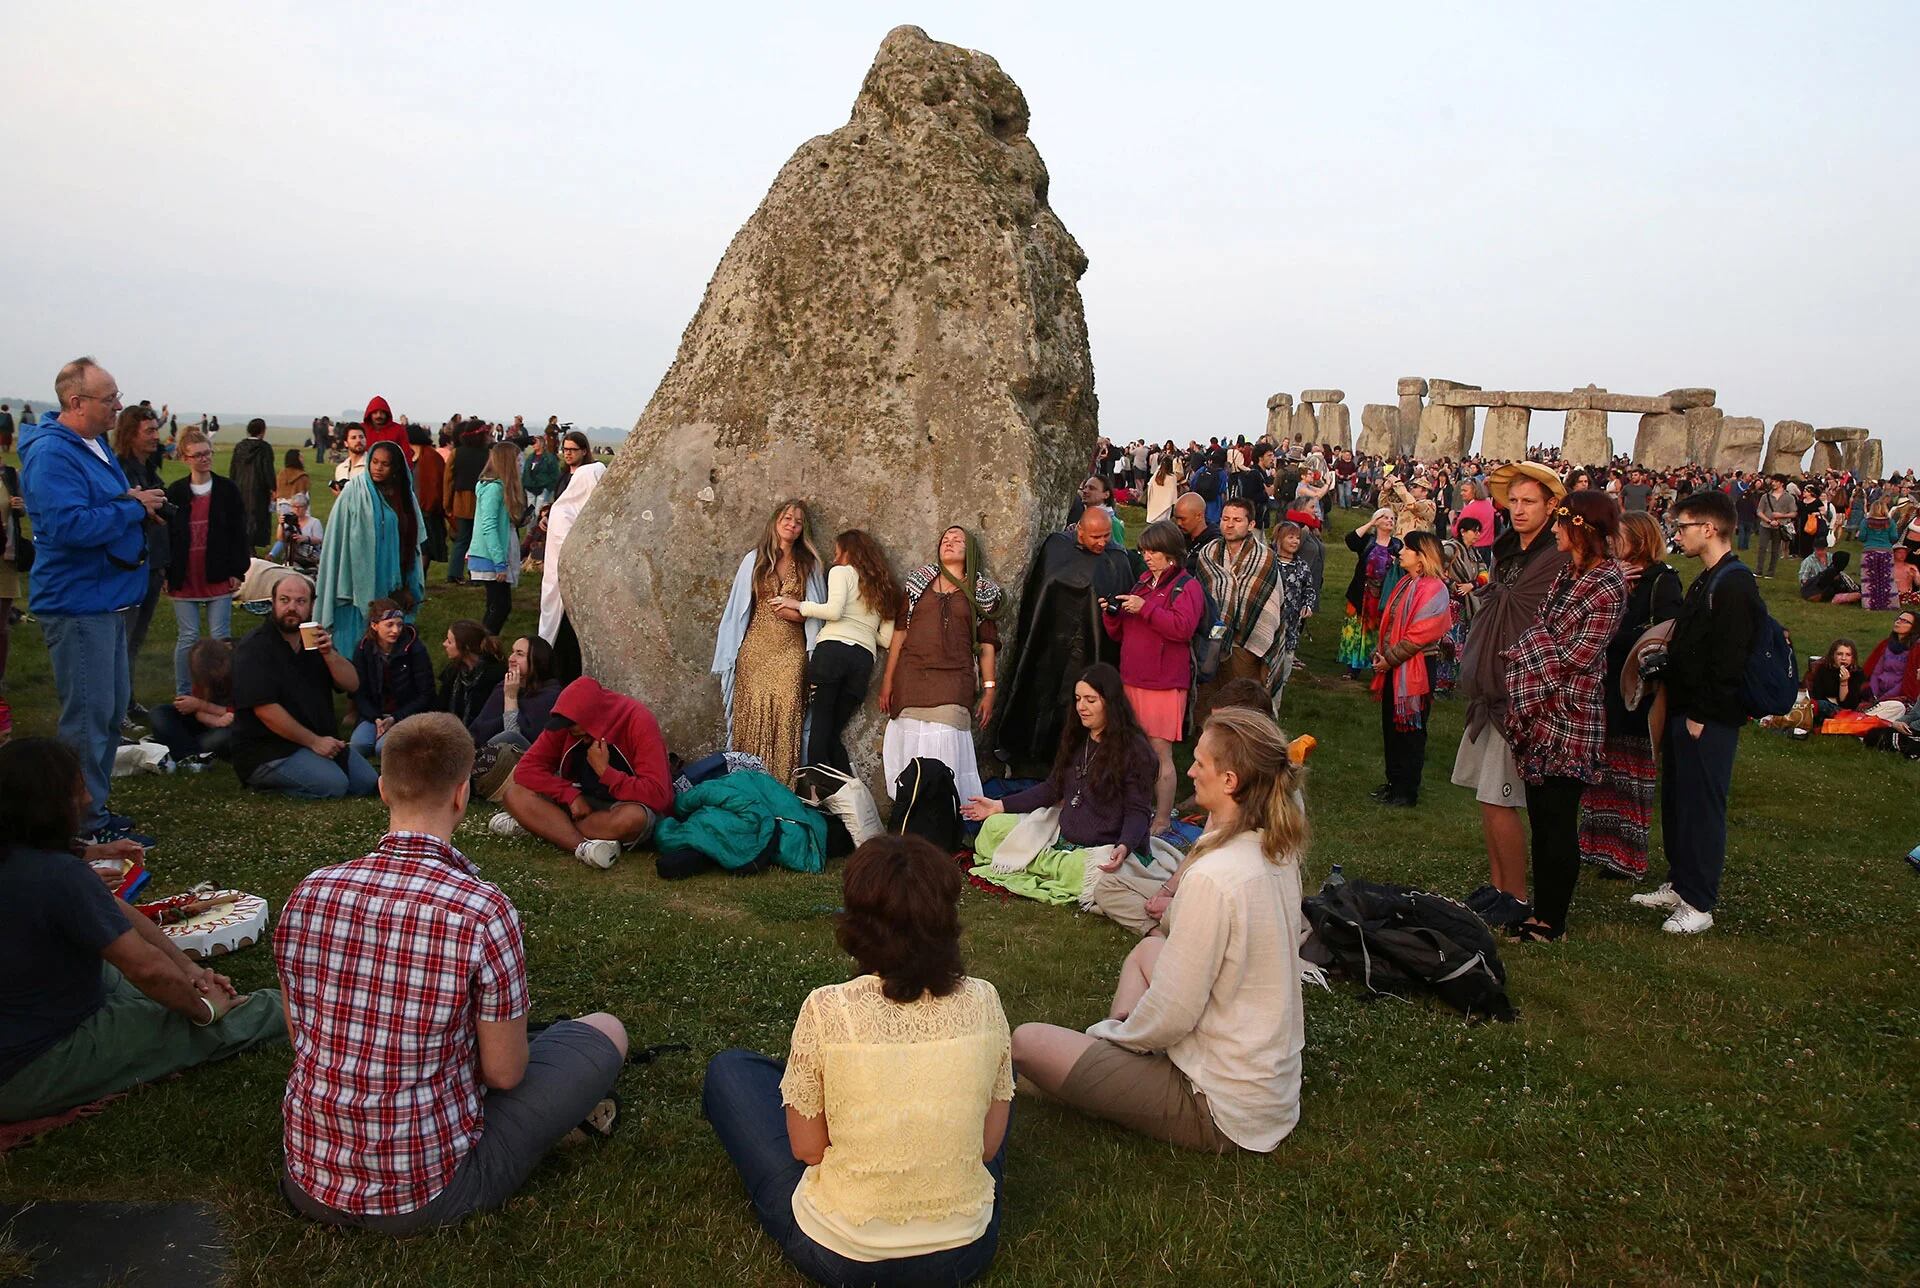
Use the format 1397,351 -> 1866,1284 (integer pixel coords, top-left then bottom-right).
4,1 -> 1915,465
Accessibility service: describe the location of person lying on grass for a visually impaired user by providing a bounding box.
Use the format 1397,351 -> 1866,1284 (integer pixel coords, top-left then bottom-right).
277,712 -> 628,1233
491,676 -> 673,870
0,738 -> 285,1124
1011,706 -> 1307,1154
703,833 -> 1013,1285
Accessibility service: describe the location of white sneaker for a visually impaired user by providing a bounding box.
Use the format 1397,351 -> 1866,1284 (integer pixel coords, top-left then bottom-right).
1662,901 -> 1714,935
488,811 -> 528,838
574,839 -> 619,870
1630,882 -> 1682,911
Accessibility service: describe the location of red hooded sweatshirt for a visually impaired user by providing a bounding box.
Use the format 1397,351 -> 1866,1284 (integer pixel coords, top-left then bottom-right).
511,676 -> 673,813
361,395 -> 412,462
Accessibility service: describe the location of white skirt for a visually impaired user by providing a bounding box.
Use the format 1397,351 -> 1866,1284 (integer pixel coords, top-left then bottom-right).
882,717 -> 984,803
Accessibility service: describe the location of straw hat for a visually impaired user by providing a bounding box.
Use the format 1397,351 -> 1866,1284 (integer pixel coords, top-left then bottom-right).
1487,461 -> 1566,509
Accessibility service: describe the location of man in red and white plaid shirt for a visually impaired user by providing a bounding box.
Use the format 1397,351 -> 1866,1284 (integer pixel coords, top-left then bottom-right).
276,712 -> 628,1233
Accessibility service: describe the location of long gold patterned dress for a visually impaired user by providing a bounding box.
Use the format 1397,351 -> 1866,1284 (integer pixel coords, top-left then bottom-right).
731,563 -> 808,784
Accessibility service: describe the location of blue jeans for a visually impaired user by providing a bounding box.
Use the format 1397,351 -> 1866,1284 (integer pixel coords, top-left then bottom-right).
43,611 -> 131,835
702,1048 -> 1006,1287
348,719 -> 391,757
171,596 -> 232,695
247,746 -> 378,799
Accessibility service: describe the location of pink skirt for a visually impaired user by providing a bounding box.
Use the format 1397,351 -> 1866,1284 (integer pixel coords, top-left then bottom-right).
1124,684 -> 1186,742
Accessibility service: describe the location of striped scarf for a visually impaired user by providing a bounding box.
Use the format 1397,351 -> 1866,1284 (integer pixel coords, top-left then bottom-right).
1195,533 -> 1283,658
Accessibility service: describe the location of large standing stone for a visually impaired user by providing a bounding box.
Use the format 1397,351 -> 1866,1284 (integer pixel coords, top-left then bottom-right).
1763,420 -> 1813,475
1415,403 -> 1471,460
1849,438 -> 1885,479
1318,402 -> 1352,450
1684,407 -> 1724,465
1291,402 -> 1318,444
1265,393 -> 1293,441
1357,404 -> 1397,456
1480,405 -> 1530,461
1562,408 -> 1610,466
1396,385 -> 1424,456
1633,412 -> 1691,470
1809,441 -> 1845,473
1708,416 -> 1765,474
564,26 -> 1096,775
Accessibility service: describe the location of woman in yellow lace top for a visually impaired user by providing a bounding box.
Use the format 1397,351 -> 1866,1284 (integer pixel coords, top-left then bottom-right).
703,835 -> 1014,1284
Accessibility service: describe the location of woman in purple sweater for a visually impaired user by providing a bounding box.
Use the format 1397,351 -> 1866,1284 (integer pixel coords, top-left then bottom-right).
963,664 -> 1156,903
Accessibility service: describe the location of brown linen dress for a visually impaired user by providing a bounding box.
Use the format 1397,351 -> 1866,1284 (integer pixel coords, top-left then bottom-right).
731,563 -> 808,784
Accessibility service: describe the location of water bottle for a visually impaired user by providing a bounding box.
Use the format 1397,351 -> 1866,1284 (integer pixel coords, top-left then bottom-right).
1321,863 -> 1346,893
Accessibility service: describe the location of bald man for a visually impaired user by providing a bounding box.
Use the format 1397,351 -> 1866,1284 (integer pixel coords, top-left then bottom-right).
1172,493 -> 1220,576
993,504 -> 1133,765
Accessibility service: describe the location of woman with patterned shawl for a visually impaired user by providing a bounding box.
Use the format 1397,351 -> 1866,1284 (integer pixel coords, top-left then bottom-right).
1338,508 -> 1401,680
1369,532 -> 1453,807
878,525 -> 1003,803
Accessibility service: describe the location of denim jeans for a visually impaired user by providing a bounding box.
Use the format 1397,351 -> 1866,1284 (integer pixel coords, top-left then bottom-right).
247,746 -> 378,799
348,719 -> 391,757
171,595 -> 232,695
42,611 -> 132,835
702,1048 -> 1006,1287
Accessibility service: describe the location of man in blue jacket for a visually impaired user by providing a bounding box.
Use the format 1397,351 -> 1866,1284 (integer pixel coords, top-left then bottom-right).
19,358 -> 166,844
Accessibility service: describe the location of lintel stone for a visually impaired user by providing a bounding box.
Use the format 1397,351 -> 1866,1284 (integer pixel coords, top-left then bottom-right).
1298,388 -> 1344,404
1396,377 -> 1428,397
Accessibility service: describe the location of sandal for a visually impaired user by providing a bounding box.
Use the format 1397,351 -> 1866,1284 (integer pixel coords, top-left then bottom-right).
563,1091 -> 622,1145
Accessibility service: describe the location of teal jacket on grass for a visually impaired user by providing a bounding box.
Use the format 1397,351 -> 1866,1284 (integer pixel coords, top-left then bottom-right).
655,771 -> 827,874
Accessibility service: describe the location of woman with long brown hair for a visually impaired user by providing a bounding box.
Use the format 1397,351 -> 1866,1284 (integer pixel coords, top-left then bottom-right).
1012,705 -> 1308,1153
315,440 -> 426,651
711,499 -> 826,785
1578,511 -> 1682,881
1502,490 -> 1628,941
467,442 -> 527,635
112,403 -> 169,722
774,529 -> 901,774
703,834 -> 1013,1282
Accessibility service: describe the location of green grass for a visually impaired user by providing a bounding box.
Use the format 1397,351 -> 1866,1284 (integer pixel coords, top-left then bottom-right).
1,445 -> 1915,1285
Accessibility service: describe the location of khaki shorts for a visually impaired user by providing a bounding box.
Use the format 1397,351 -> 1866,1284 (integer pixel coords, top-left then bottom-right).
1058,1039 -> 1232,1154
1450,725 -> 1525,807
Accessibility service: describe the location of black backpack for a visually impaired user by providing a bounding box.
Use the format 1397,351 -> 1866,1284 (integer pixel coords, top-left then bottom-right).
1301,878 -> 1515,1022
1191,465 -> 1220,502
889,758 -> 961,853
1705,561 -> 1799,718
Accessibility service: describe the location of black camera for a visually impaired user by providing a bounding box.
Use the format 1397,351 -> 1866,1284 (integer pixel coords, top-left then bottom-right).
1637,645 -> 1669,679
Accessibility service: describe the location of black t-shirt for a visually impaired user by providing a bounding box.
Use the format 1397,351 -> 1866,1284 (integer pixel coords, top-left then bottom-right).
230,620 -> 345,780
0,847 -> 131,1082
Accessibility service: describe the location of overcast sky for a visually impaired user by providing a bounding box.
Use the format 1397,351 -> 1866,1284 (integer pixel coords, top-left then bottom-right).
3,1 -> 1915,463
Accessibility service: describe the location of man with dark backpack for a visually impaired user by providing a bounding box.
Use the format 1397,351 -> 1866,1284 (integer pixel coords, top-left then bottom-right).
1632,490 -> 1758,935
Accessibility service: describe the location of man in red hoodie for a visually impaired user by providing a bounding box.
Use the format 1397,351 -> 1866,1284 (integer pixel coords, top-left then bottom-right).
491,677 -> 672,869
360,396 -> 411,463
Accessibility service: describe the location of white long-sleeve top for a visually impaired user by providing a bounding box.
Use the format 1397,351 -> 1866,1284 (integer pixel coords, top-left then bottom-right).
1086,829 -> 1304,1152
796,564 -> 896,657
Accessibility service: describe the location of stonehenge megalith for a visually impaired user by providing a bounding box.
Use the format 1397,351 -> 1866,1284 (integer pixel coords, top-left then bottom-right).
1265,393 -> 1293,441
1357,404 -> 1397,457
1763,420 -> 1814,475
563,26 -> 1097,776
1709,416 -> 1765,474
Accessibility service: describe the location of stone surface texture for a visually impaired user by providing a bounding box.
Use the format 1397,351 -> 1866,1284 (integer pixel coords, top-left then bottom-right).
1480,405 -> 1530,460
1814,426 -> 1870,443
1849,438 -> 1884,479
1684,406 -> 1725,465
1434,388 -> 1505,408
1396,391 -> 1424,454
1265,393 -> 1293,441
1589,392 -> 1672,414
564,26 -> 1096,777
1562,408 -> 1610,466
1709,416 -> 1764,474
1298,388 -> 1345,404
1763,420 -> 1814,475
1317,402 -> 1352,450
1665,388 -> 1717,410
1397,376 -> 1429,397
1633,412 -> 1691,471
1809,441 -> 1845,473
1291,403 -> 1318,444
1358,404 -> 1397,457
1506,391 -> 1582,412
1416,403 -> 1471,459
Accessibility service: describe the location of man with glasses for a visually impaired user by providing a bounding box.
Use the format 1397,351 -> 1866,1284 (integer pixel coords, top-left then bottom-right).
1631,492 -> 1757,935
18,357 -> 165,845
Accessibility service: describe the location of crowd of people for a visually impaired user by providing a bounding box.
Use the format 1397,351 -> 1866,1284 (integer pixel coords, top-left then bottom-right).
0,357 -> 1913,1285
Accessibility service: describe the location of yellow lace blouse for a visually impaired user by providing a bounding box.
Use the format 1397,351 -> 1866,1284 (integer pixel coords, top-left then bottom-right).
779,975 -> 1014,1258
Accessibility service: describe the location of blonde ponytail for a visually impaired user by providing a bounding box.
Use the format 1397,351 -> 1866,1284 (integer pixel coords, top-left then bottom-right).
1187,706 -> 1307,866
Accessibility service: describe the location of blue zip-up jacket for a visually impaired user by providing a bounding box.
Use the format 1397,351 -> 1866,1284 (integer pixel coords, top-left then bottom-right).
18,410 -> 150,615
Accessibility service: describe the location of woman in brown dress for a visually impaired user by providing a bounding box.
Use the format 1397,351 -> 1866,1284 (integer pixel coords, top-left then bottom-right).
878,525 -> 1003,802
712,499 -> 825,785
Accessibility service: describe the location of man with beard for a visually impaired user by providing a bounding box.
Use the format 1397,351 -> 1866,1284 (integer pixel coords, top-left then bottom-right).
993,508 -> 1132,766
1191,498 -> 1287,720
229,571 -> 375,799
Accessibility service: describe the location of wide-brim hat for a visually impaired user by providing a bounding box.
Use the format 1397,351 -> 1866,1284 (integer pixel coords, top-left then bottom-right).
1487,461 -> 1567,509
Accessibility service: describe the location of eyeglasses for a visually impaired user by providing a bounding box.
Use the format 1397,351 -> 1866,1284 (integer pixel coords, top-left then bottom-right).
76,391 -> 123,407
1672,520 -> 1711,532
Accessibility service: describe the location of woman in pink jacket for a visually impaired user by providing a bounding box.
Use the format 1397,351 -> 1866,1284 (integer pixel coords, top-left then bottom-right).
1103,520 -> 1205,836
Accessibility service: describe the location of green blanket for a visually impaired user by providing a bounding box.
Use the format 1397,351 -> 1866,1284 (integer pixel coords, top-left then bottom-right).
968,811 -> 1088,906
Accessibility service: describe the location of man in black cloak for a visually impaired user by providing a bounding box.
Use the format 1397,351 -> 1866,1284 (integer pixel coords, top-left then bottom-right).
992,508 -> 1134,766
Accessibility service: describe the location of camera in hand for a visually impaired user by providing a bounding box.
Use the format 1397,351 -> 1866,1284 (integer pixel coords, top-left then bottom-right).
1637,645 -> 1669,679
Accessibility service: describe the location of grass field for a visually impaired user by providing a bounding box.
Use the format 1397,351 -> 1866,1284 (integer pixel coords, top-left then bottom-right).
0,440 -> 1914,1286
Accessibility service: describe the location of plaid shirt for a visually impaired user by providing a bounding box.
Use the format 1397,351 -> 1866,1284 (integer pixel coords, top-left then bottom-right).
1502,560 -> 1627,785
276,831 -> 529,1216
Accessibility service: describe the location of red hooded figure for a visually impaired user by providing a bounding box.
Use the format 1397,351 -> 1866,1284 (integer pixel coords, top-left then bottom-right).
511,677 -> 674,814
361,395 -> 411,461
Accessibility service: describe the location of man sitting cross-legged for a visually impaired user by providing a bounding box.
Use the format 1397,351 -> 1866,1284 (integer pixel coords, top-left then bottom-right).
276,712 -> 629,1233
492,676 -> 672,869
